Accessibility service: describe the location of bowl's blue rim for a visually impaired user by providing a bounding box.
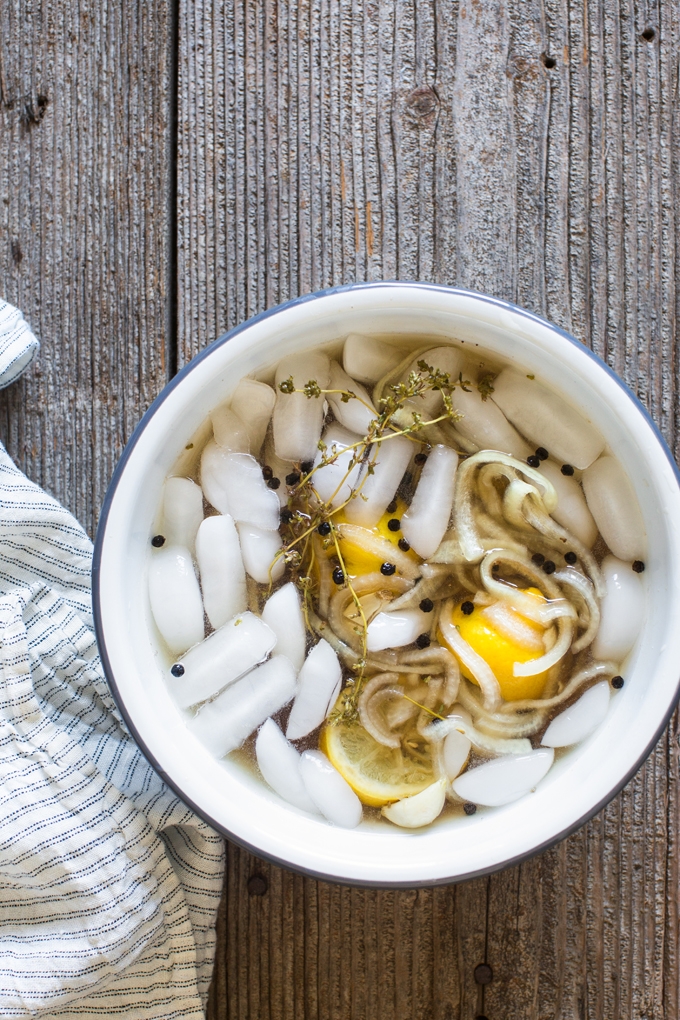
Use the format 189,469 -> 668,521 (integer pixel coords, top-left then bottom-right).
92,281 -> 680,889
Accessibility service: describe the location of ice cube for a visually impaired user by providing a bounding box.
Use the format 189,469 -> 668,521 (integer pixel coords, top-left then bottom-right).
299,750 -> 363,828
169,611 -> 276,708
286,640 -> 342,740
148,544 -> 204,655
261,582 -> 307,672
188,656 -> 296,757
255,719 -> 319,813
196,514 -> 247,629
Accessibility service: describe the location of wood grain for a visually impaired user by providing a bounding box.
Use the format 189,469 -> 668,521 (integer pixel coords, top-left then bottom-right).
2,0 -> 677,1016
0,0 -> 171,536
177,0 -> 680,1017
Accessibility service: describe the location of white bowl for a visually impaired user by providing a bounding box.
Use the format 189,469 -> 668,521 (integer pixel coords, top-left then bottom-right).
93,283 -> 680,887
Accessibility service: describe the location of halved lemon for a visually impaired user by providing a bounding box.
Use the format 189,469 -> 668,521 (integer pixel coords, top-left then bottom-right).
321,716 -> 435,807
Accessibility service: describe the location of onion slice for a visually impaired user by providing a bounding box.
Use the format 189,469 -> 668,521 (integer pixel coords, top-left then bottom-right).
358,673 -> 404,749
552,567 -> 600,653
439,600 -> 502,711
512,615 -> 573,677
479,550 -> 575,625
495,660 -> 619,714
454,451 -> 557,562
426,713 -> 533,756
336,523 -> 421,579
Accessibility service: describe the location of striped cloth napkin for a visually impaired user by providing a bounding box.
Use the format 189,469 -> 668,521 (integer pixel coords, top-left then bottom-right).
0,299 -> 225,1018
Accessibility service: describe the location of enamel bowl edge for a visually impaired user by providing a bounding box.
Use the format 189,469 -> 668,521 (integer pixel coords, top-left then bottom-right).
92,282 -> 680,887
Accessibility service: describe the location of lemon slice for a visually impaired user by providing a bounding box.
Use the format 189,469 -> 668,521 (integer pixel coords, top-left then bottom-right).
321,717 -> 435,807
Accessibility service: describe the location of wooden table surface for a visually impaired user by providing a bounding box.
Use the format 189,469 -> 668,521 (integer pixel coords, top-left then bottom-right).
1,0 -> 678,1016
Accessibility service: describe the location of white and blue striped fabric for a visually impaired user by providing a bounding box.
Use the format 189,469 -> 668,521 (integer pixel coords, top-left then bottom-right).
0,299 -> 225,1018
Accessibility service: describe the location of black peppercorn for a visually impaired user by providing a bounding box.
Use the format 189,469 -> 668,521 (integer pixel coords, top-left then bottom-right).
386,499 -> 398,514
531,552 -> 545,566
561,464 -> 575,476
611,675 -> 625,689
632,560 -> 645,573
414,452 -> 428,465
380,562 -> 396,576
398,538 -> 411,552
262,465 -> 273,480
170,663 -> 185,678
527,455 -> 541,468
542,560 -> 556,574
280,508 -> 294,524
301,460 -> 313,474
565,551 -> 577,565
332,566 -> 345,585
387,518 -> 401,532
317,521 -> 331,536
463,802 -> 477,815
536,447 -> 549,460
416,633 -> 431,648
267,477 -> 281,489
461,601 -> 474,615
151,534 -> 165,548
419,598 -> 434,613
285,471 -> 301,486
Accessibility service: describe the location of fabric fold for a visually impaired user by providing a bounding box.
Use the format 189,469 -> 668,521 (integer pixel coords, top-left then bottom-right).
0,298 -> 224,1018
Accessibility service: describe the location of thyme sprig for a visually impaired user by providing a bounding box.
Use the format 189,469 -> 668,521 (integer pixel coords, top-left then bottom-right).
477,372 -> 496,401
272,359 -> 470,715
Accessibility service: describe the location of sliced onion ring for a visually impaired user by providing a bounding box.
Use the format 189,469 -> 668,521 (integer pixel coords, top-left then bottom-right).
497,660 -> 620,714
479,549 -> 577,625
522,501 -> 606,599
455,452 -> 558,562
358,673 -> 405,749
439,600 -> 502,711
553,567 -> 600,653
512,615 -> 573,677
336,523 -> 422,579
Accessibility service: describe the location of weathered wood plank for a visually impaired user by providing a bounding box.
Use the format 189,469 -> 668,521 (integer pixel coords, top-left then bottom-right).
178,0 -> 679,1017
0,0 -> 171,537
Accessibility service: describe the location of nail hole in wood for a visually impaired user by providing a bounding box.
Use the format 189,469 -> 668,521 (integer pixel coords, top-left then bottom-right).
641,26 -> 656,41
541,52 -> 557,69
474,963 -> 493,985
247,874 -> 268,896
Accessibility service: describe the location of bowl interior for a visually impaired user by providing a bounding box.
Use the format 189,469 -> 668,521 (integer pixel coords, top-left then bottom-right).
94,284 -> 680,886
